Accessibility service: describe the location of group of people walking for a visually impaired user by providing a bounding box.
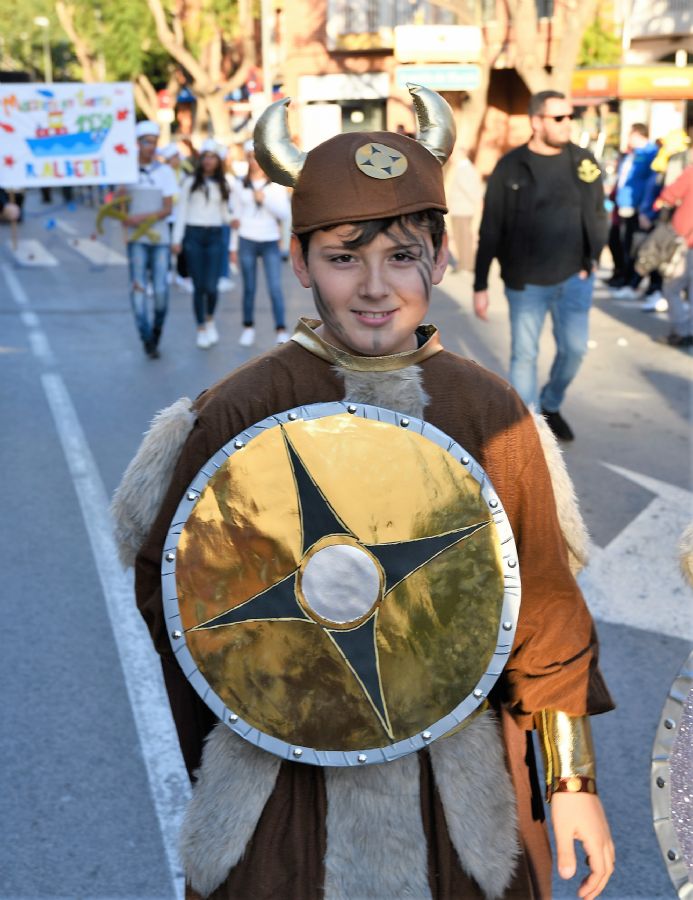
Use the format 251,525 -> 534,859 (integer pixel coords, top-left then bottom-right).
122,101 -> 690,424
122,121 -> 290,358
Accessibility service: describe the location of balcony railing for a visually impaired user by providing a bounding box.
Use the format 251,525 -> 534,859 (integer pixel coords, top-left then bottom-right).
629,0 -> 693,38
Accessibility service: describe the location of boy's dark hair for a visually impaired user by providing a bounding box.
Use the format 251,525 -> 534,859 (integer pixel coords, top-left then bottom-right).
528,90 -> 566,117
297,210 -> 446,261
630,123 -> 649,138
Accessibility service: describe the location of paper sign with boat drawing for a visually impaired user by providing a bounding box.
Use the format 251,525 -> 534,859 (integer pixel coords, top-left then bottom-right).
0,82 -> 138,188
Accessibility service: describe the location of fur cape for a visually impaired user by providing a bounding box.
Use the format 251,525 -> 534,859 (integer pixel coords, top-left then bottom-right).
113,363 -> 590,898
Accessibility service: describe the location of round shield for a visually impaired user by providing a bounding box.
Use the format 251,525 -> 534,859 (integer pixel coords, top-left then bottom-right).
162,402 -> 521,766
651,649 -> 693,895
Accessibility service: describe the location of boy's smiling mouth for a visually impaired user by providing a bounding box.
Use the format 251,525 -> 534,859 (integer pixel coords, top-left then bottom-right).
352,309 -> 397,324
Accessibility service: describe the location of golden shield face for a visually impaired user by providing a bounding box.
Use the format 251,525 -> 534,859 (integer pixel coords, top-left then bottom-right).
162,403 -> 521,766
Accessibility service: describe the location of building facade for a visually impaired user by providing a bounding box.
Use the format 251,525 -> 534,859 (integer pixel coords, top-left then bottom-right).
275,0 -> 569,171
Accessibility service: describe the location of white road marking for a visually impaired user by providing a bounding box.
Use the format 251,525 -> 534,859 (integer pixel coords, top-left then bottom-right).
20,310 -> 40,329
67,236 -> 127,266
2,262 -> 189,900
54,217 -> 79,236
2,264 -> 29,305
6,238 -> 58,267
580,464 -> 693,641
28,330 -> 55,366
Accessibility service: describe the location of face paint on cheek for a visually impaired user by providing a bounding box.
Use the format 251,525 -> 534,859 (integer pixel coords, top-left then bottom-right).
312,281 -> 347,340
413,242 -> 434,296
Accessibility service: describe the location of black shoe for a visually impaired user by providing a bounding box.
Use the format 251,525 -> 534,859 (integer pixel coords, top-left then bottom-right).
656,333 -> 693,348
143,337 -> 160,359
541,408 -> 575,442
605,275 -> 625,288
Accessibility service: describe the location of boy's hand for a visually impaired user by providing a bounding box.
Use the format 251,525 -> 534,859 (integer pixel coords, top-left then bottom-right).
473,290 -> 489,321
551,792 -> 615,900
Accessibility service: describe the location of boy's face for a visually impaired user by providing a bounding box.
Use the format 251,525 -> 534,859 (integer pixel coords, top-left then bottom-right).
290,223 -> 448,357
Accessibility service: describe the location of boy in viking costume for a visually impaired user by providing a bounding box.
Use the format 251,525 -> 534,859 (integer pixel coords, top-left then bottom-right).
113,85 -> 615,899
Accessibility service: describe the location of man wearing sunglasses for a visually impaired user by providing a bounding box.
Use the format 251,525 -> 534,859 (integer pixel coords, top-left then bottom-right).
473,91 -> 607,442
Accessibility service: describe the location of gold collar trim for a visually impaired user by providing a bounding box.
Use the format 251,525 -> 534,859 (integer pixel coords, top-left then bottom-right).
290,317 -> 443,372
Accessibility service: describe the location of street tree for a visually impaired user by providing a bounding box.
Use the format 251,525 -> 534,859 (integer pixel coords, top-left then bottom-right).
144,0 -> 257,137
51,0 -> 174,120
429,0 -> 606,155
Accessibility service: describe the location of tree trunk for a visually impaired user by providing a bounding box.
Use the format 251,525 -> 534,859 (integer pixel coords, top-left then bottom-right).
134,74 -> 159,121
205,91 -> 232,139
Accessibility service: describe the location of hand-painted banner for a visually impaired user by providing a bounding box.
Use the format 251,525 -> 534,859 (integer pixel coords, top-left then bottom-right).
0,82 -> 138,188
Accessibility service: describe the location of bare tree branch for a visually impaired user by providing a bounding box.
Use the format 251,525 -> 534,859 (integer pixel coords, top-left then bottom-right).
220,0 -> 256,94
145,0 -> 212,90
55,0 -> 97,82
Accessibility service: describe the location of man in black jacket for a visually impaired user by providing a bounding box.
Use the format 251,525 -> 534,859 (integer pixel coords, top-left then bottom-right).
473,91 -> 607,441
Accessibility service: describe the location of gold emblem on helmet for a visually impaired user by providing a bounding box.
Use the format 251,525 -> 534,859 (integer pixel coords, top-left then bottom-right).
355,142 -> 409,179
577,159 -> 601,183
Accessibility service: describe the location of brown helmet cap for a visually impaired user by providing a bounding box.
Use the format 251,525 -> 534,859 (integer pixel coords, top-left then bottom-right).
290,131 -> 447,234
253,84 -> 456,234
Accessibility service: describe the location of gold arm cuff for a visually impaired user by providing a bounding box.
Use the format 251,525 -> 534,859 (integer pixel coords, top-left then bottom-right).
535,710 -> 597,801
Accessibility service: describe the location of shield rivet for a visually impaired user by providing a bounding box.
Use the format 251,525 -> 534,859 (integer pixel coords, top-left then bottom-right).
462,457 -> 470,465
293,748 -> 303,758
288,412 -> 298,421
357,754 -> 367,763
473,688 -> 484,699
489,499 -> 499,508
422,731 -> 432,741
347,405 -> 358,414
502,621 -> 513,631
165,552 -> 175,562
508,559 -> 517,568
234,440 -> 244,449
656,776 -> 665,788
171,630 -> 182,639
186,491 -> 197,501
664,718 -> 675,730
668,849 -> 678,861
229,713 -> 238,723
400,418 -> 410,427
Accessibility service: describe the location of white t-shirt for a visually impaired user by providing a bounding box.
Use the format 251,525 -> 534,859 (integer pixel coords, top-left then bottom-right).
127,161 -> 178,245
229,178 -> 290,246
171,176 -> 232,245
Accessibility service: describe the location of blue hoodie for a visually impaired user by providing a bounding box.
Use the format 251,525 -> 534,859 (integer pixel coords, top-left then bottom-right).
615,142 -> 658,211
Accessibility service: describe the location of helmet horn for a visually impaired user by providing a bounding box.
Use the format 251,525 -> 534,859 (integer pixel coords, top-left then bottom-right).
407,83 -> 456,165
253,97 -> 307,187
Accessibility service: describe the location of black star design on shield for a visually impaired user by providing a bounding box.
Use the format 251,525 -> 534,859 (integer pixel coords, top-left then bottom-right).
188,428 -> 489,738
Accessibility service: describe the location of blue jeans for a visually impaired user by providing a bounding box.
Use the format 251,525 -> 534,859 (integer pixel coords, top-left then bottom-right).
127,241 -> 170,343
219,225 -> 231,278
505,272 -> 594,411
183,225 -> 225,325
238,237 -> 286,329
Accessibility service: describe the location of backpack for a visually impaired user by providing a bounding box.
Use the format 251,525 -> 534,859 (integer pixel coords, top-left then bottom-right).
635,219 -> 688,279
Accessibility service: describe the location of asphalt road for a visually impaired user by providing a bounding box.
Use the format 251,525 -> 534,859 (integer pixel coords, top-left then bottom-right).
1,193 -> 690,899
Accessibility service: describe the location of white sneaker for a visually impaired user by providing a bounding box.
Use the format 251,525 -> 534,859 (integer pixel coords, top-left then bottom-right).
239,326 -> 255,347
276,329 -> 290,344
176,277 -> 194,293
206,321 -> 219,345
217,277 -> 234,292
640,291 -> 668,313
196,329 -> 211,349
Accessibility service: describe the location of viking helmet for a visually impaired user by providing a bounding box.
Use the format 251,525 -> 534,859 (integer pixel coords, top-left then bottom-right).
253,84 -> 456,234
